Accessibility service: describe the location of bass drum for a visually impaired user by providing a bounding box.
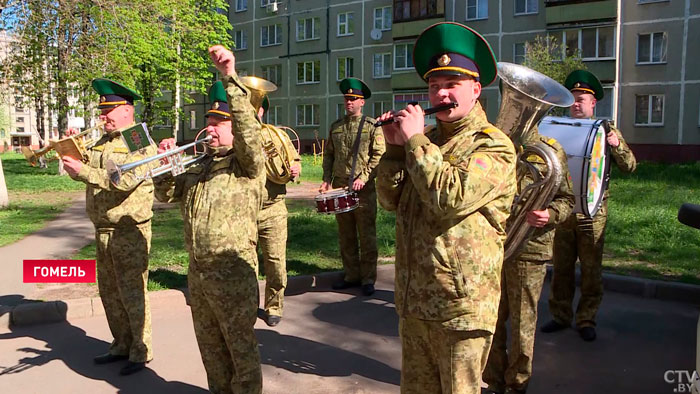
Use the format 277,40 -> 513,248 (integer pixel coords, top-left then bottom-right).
538,116 -> 610,217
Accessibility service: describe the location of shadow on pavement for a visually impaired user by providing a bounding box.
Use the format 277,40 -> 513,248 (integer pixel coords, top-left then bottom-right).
0,321 -> 206,394
311,289 -> 398,338
257,328 -> 400,386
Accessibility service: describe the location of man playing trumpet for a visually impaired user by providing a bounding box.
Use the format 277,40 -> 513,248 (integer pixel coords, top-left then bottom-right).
62,78 -> 156,376
155,46 -> 266,393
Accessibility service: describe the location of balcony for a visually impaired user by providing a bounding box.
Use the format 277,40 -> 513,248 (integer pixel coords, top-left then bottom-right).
545,0 -> 617,26
392,0 -> 444,39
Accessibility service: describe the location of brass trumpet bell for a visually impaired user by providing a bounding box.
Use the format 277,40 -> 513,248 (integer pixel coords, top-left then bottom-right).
239,76 -> 278,111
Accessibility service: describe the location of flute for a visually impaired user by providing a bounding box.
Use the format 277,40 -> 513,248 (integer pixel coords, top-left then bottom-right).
375,102 -> 459,127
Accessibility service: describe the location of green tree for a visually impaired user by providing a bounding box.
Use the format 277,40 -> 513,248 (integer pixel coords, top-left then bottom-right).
523,35 -> 586,86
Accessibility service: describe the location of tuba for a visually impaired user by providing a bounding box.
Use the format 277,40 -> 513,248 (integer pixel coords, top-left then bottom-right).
240,76 -> 299,184
495,62 -> 574,262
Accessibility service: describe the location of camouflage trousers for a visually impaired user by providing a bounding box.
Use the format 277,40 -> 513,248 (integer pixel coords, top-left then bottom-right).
549,200 -> 608,328
334,181 -> 378,285
483,259 -> 547,393
95,222 -> 153,363
188,252 -> 262,394
400,317 -> 492,394
258,199 -> 288,317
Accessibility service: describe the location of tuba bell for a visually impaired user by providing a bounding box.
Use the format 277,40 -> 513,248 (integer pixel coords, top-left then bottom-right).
240,76 -> 299,184
495,62 -> 574,262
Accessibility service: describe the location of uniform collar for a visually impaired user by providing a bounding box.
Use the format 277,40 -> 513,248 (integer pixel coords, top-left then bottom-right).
436,101 -> 490,141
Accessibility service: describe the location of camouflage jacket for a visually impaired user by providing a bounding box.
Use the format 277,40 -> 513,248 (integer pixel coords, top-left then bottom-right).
376,102 -> 517,332
72,130 -> 155,228
262,124 -> 301,209
322,114 -> 386,187
510,132 -> 575,262
603,125 -> 636,201
154,74 -> 265,263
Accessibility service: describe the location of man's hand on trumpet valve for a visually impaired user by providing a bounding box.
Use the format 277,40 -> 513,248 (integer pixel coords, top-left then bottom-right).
62,156 -> 82,177
319,181 -> 330,193
208,45 -> 236,77
526,209 -> 550,228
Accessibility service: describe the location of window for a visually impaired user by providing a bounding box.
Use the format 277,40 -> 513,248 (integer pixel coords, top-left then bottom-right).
515,0 -> 538,15
296,104 -> 320,126
235,0 -> 247,12
234,30 -> 247,50
337,103 -> 344,119
17,127 -> 25,133
297,17 -> 320,41
261,24 -> 282,47
635,94 -> 664,126
394,0 -> 441,22
581,27 -> 615,59
14,96 -> 24,112
337,12 -> 354,36
261,0 -> 273,6
261,64 -> 282,86
337,57 -> 354,81
513,43 -> 526,64
394,43 -> 414,70
16,116 -> 24,123
373,101 -> 391,118
190,110 -> 197,129
594,87 -> 614,119
373,53 -> 391,78
264,105 -> 281,125
374,7 -> 392,31
467,0 -> 488,20
637,32 -> 667,64
297,60 -> 321,84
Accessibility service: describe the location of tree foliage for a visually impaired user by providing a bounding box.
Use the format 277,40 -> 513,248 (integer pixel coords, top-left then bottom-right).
523,35 -> 586,86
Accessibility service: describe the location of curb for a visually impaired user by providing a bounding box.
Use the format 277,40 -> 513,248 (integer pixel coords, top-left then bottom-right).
2,265 -> 698,331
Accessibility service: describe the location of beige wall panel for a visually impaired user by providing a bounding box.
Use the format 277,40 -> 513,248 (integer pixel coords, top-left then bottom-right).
621,22 -> 683,83
623,0 -> 683,22
329,3 -> 364,49
685,19 -> 700,81
502,0 -> 546,34
681,83 -> 700,145
619,84 -> 680,145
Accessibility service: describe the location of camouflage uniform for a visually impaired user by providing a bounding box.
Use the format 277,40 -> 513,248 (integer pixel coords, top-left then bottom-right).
549,125 -> 636,329
322,114 -> 385,285
259,130 -> 301,318
155,74 -> 265,394
377,102 -> 517,394
483,132 -> 575,393
71,132 -> 156,363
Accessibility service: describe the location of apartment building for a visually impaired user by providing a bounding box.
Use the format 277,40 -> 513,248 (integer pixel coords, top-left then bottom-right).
178,0 -> 699,160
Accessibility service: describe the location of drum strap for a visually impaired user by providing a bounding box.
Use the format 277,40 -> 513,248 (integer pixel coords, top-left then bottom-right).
348,115 -> 366,191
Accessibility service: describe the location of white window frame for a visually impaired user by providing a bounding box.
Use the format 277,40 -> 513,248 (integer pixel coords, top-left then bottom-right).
234,30 -> 247,50
261,64 -> 282,86
296,104 -> 320,126
394,43 -> 414,71
261,0 -> 273,7
580,26 -> 616,60
190,110 -> 197,129
374,6 -> 392,31
297,60 -> 321,85
466,0 -> 488,21
264,105 -> 281,125
261,24 -> 282,47
337,12 -> 354,37
373,52 -> 391,78
296,17 -> 320,42
637,32 -> 668,65
638,0 -> 670,4
635,94 -> 665,126
373,101 -> 391,118
235,0 -> 247,12
513,42 -> 526,64
337,57 -> 354,81
514,0 -> 538,16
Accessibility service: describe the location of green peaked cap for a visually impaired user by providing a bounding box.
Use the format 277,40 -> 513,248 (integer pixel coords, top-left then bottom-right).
91,78 -> 141,108
565,70 -> 604,101
206,81 -> 231,119
413,22 -> 498,86
339,78 -> 371,99
208,81 -> 228,103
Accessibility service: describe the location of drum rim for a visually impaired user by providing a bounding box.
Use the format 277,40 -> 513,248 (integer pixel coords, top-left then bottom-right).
580,119 -> 610,217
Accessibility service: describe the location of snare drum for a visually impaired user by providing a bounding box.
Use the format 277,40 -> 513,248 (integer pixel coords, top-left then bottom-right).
315,189 -> 360,215
538,116 -> 610,217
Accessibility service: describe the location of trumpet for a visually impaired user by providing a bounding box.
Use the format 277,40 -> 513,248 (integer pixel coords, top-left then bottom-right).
22,121 -> 105,166
107,134 -> 212,185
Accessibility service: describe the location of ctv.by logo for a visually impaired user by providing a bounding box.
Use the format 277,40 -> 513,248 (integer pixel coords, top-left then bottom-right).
664,370 -> 699,393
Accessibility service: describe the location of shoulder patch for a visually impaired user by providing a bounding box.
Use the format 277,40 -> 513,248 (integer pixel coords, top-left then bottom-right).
469,152 -> 492,175
91,145 -> 105,152
113,147 -> 130,154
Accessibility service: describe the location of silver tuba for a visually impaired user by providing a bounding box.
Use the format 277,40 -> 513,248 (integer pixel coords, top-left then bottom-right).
495,62 -> 574,262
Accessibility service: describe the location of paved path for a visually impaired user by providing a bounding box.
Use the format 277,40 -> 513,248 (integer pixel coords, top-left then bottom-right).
0,266 -> 697,394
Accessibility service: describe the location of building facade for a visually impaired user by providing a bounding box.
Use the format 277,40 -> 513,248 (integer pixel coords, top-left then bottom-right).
180,0 -> 699,161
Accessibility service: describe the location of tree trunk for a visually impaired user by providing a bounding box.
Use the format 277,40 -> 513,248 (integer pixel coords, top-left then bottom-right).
0,157 -> 9,208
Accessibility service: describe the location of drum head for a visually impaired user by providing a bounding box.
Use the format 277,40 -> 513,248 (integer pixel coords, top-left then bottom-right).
582,121 -> 610,217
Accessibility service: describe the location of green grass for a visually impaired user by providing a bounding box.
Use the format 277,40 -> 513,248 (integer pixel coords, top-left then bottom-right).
0,152 -> 85,246
298,154 -> 324,184
604,162 -> 700,284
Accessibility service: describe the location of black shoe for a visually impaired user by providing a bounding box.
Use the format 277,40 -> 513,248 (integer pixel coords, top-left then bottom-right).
120,361 -> 146,375
332,280 -> 360,290
265,314 -> 282,327
361,284 -> 375,296
93,353 -> 128,365
540,320 -> 568,333
579,326 -> 597,342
